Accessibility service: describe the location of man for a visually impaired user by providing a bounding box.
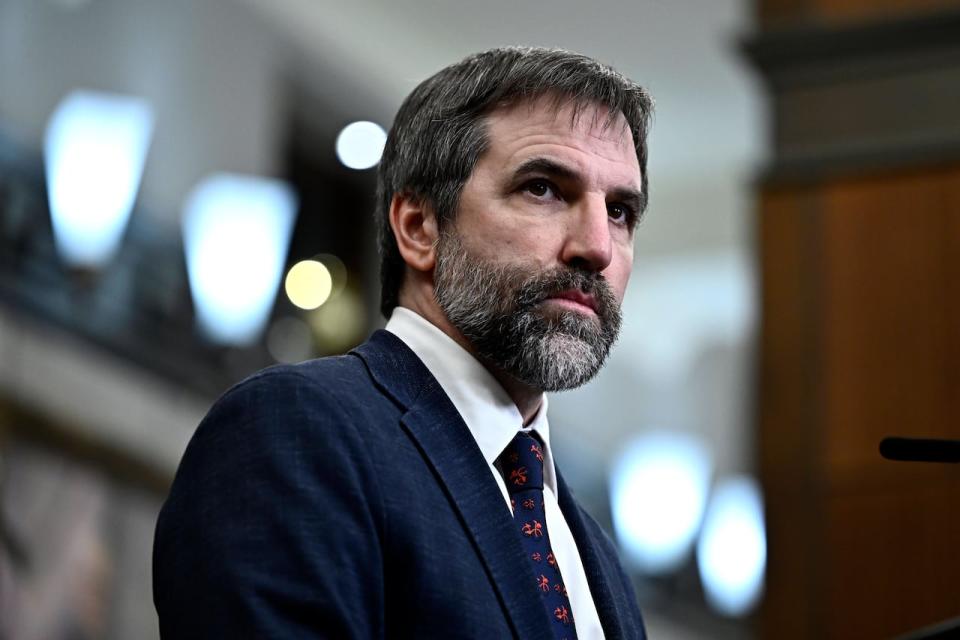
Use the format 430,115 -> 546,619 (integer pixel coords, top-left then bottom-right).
154,47 -> 652,639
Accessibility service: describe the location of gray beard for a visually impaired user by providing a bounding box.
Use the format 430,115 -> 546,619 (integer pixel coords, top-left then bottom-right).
434,231 -> 622,392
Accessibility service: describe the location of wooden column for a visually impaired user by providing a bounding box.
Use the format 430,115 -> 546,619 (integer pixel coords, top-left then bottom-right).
746,4 -> 960,638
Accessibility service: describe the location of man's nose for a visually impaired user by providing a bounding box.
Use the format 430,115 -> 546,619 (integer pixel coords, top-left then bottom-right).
559,195 -> 613,272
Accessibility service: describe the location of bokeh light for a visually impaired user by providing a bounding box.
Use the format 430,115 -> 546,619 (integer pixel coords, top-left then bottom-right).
697,475 -> 766,617
316,253 -> 348,298
182,173 -> 297,345
44,90 -> 154,268
335,121 -> 387,170
284,260 -> 332,310
308,285 -> 365,353
610,432 -> 712,574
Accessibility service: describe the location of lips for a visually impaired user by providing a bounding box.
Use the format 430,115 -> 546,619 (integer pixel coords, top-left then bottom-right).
545,289 -> 598,314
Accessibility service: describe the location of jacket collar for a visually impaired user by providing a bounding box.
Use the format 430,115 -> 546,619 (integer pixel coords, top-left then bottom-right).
352,330 -> 431,410
556,469 -> 635,640
353,331 -> 556,639
353,330 -> 630,639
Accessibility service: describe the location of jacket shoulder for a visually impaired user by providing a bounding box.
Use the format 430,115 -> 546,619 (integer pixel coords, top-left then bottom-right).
208,353 -> 397,431
168,352 -> 390,501
226,353 -> 377,404
154,353 -> 391,637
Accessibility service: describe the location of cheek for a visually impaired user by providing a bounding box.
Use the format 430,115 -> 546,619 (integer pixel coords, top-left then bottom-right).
474,221 -> 557,259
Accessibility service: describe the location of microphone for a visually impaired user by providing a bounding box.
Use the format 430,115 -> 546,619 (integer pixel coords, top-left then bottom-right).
879,437 -> 960,463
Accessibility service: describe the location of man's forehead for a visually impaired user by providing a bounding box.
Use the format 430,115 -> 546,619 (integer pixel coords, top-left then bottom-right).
480,101 -> 638,179
480,95 -> 641,189
486,94 -> 635,147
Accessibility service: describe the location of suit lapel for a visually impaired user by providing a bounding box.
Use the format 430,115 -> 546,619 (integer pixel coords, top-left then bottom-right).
354,332 -> 555,640
556,469 -> 629,640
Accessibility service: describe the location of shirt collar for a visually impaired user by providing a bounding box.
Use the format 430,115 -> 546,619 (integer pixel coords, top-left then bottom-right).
385,307 -> 556,492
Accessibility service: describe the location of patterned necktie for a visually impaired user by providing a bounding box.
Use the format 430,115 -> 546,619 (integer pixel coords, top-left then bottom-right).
496,431 -> 578,639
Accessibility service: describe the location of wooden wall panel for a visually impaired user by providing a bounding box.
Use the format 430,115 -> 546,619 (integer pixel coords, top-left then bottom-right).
758,167 -> 960,638
824,479 -> 960,637
758,188 -> 824,481
757,188 -> 825,640
820,169 -> 960,477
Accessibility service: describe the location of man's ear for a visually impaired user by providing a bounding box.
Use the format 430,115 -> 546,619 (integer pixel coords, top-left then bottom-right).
389,192 -> 438,273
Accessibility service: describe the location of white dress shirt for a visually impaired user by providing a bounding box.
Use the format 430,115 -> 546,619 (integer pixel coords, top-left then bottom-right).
386,307 -> 605,640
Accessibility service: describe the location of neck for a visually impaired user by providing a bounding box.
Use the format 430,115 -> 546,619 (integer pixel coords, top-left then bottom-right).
486,367 -> 543,426
397,284 -> 544,425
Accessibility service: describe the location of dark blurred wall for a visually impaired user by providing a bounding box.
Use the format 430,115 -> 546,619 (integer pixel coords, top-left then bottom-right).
747,1 -> 960,637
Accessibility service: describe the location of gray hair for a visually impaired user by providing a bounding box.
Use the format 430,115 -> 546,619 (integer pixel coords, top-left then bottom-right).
375,46 -> 654,317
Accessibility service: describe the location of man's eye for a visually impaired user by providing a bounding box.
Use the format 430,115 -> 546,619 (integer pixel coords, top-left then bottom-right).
608,203 -> 632,224
524,180 -> 555,199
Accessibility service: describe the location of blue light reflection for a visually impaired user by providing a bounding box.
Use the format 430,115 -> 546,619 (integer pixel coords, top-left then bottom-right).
44,90 -> 154,268
182,173 -> 297,346
697,475 -> 766,616
610,432 -> 712,574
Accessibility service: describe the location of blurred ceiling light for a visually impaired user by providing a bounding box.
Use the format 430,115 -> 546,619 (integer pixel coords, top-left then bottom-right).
697,475 -> 766,617
182,173 -> 297,346
610,432 -> 712,574
285,259 -> 333,310
335,121 -> 387,170
44,90 -> 154,269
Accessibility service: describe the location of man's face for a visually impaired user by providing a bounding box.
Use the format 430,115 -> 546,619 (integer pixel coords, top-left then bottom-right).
434,96 -> 643,391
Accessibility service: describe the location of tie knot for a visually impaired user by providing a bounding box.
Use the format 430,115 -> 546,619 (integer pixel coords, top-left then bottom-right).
496,432 -> 545,493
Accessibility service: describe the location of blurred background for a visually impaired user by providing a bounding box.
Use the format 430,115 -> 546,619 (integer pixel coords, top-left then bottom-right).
0,0 -> 958,638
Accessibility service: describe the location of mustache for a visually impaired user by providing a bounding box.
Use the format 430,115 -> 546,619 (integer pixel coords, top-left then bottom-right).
514,267 -> 616,312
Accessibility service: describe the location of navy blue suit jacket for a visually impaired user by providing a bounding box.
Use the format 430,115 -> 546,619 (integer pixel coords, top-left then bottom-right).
154,330 -> 645,638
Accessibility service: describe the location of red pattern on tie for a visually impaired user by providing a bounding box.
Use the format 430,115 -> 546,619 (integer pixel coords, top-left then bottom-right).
496,432 -> 578,639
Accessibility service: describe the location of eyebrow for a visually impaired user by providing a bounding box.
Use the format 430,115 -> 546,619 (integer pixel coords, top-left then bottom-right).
511,157 -> 647,214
